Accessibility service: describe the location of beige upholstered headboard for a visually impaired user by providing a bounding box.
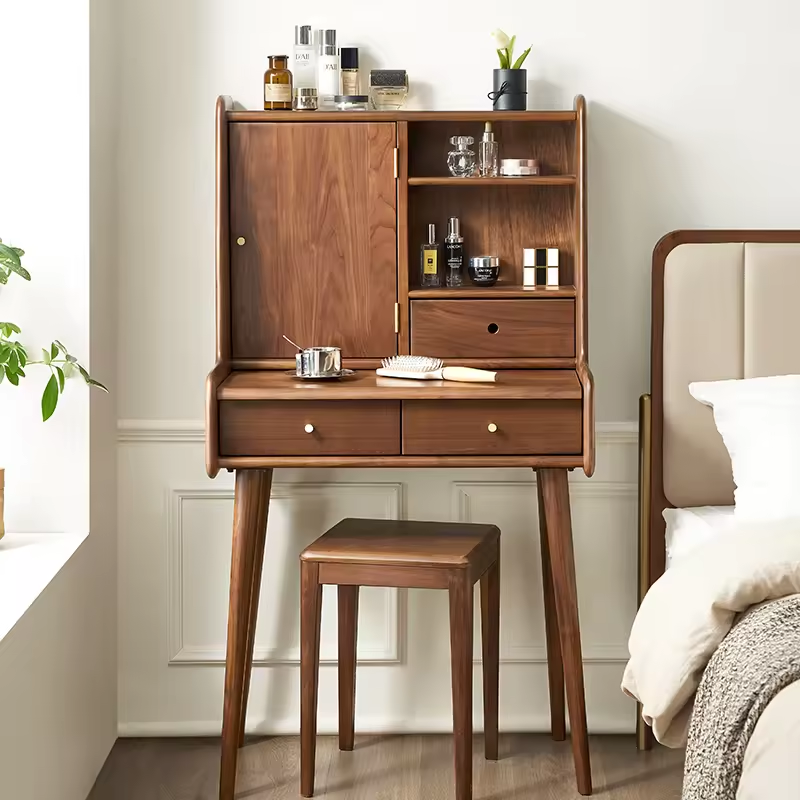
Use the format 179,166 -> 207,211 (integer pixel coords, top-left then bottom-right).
637,230 -> 800,752
643,230 -> 800,585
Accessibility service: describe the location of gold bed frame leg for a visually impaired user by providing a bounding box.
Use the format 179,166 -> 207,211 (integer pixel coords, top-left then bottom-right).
636,394 -> 653,752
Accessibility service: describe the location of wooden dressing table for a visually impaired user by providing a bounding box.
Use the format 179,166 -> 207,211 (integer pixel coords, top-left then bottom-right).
206,95 -> 594,799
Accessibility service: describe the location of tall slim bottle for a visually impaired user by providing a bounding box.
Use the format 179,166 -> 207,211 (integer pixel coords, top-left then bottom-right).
293,25 -> 316,90
420,224 -> 441,288
317,29 -> 339,109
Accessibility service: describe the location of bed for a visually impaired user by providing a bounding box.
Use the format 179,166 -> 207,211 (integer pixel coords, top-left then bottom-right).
634,230 -> 800,798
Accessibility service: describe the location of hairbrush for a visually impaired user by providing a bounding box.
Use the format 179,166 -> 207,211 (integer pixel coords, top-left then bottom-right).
377,356 -> 496,383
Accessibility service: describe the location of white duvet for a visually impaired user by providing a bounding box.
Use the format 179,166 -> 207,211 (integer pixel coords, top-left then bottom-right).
622,519 -> 800,747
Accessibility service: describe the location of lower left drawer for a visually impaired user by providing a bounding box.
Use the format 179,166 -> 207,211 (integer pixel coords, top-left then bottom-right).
219,400 -> 401,456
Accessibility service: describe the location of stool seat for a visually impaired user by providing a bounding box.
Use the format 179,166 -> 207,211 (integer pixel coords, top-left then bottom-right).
301,518 -> 500,567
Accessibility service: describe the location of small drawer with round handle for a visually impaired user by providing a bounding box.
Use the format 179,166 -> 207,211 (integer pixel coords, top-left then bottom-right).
402,399 -> 581,456
219,400 -> 401,456
410,299 -> 575,359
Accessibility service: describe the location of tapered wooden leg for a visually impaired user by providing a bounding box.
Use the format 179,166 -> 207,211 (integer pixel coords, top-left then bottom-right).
536,470 -> 566,742
449,571 -> 474,800
220,469 -> 273,800
480,553 -> 500,761
300,560 -> 323,798
538,468 -> 592,796
338,585 -> 359,752
238,470 -> 273,746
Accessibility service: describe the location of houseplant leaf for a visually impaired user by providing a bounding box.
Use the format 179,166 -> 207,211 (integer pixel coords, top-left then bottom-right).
41,374 -> 59,420
51,342 -> 59,361
0,243 -> 31,281
496,49 -> 509,69
512,46 -> 532,69
55,366 -> 65,393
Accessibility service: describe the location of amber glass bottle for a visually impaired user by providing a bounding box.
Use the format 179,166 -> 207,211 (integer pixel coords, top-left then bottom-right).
264,55 -> 293,110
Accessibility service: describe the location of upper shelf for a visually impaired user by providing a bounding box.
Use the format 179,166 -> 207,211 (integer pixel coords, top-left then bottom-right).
408,176 -> 576,187
228,110 -> 578,123
408,286 -> 577,299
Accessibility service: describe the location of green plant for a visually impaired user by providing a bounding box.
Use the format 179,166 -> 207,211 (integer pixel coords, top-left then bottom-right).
0,237 -> 107,420
491,29 -> 532,70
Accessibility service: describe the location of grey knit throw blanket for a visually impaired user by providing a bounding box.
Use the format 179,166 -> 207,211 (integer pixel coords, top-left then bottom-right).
682,594 -> 800,800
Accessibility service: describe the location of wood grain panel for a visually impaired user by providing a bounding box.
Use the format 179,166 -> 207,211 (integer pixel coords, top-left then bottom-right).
229,122 -> 398,359
218,369 -> 582,401
411,299 -> 575,358
408,184 -> 574,289
402,400 -> 581,456
219,400 -> 400,456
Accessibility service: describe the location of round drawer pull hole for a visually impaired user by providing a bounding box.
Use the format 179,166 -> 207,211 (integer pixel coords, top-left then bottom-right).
304,423 -> 315,434
487,423 -> 498,433
487,323 -> 499,334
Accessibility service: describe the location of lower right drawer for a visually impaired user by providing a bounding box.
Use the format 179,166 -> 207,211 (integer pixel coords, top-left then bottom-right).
402,400 -> 582,456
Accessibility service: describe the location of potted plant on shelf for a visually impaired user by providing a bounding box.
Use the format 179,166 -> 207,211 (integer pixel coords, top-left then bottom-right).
490,29 -> 532,111
0,237 -> 107,540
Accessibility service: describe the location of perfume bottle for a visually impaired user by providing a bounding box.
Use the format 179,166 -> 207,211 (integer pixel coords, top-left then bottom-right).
317,29 -> 339,109
293,25 -> 316,90
264,55 -> 293,110
479,122 -> 499,177
447,136 -> 476,178
369,70 -> 409,111
340,47 -> 360,95
420,224 -> 441,287
445,217 -> 464,288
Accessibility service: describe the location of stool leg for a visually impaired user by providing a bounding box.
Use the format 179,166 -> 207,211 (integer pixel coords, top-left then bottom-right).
338,585 -> 359,752
300,560 -> 323,798
238,470 -> 273,746
480,555 -> 500,761
449,571 -> 474,800
538,468 -> 592,796
536,472 -> 566,742
220,469 -> 272,800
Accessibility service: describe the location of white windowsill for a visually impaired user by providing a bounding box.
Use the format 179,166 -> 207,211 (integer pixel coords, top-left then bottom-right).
0,531 -> 89,643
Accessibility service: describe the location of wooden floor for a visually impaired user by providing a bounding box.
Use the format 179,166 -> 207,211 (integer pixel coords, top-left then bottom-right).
88,735 -> 683,799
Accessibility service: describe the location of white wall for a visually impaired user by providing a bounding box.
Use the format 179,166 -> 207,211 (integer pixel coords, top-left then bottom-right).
0,0 -> 118,795
118,0 -> 800,736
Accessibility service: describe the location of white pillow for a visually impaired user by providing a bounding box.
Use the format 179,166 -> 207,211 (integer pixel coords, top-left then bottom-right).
689,374 -> 800,521
663,506 -> 736,568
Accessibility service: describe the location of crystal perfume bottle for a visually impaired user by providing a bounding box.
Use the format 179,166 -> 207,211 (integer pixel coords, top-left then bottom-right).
420,223 -> 441,287
445,217 -> 464,288
447,136 -> 476,178
479,122 -> 499,177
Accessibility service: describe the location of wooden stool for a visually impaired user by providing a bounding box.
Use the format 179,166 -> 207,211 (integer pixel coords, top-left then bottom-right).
299,518 -> 501,800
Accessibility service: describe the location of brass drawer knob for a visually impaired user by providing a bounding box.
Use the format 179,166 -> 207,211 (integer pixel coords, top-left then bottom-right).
487,423 -> 498,433
236,236 -> 246,246
304,423 -> 315,434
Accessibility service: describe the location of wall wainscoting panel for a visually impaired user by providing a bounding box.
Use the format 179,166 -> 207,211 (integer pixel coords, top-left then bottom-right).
167,484 -> 402,665
118,421 -> 639,736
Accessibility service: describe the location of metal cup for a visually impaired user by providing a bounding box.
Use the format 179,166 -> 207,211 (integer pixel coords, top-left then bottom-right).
297,346 -> 342,377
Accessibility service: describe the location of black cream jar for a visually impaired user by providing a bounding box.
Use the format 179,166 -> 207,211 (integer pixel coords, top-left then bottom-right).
468,256 -> 500,286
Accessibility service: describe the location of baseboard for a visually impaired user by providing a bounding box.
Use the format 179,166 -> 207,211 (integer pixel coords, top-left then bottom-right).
119,715 -> 635,738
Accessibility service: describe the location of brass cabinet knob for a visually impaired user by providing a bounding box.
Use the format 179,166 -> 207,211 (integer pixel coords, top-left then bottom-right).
304,423 -> 315,434
487,423 -> 498,433
236,236 -> 246,246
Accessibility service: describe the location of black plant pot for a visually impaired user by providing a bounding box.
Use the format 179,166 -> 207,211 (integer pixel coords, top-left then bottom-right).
491,68 -> 527,111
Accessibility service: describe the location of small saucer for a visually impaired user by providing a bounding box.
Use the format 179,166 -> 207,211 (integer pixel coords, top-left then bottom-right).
285,369 -> 356,381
